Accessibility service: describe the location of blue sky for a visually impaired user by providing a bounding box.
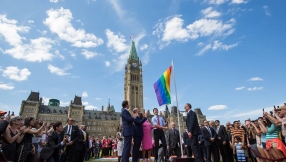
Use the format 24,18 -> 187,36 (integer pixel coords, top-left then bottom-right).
0,0 -> 285,125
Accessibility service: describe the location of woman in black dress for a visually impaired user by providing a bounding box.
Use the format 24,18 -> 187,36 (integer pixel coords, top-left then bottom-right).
2,116 -> 27,162
16,117 -> 46,162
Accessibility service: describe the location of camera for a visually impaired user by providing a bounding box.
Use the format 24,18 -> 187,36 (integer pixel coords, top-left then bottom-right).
64,133 -> 70,138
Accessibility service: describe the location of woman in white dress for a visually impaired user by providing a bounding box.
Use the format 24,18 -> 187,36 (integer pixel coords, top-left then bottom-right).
117,125 -> 124,162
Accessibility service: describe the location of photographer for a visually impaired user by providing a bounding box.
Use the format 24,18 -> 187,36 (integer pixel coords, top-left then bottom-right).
40,121 -> 68,162
262,111 -> 286,159
17,117 -> 46,162
273,104 -> 286,144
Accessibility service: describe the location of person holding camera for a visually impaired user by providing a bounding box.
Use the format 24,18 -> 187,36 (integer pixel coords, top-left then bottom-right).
62,118 -> 80,162
40,121 -> 68,162
17,117 -> 46,162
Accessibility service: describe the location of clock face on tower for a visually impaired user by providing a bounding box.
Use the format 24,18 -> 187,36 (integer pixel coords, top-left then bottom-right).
132,63 -> 137,67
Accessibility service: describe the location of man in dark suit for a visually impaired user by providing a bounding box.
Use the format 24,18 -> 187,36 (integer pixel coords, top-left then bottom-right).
201,120 -> 219,162
215,120 -> 234,162
82,125 -> 91,161
121,101 -> 135,162
40,121 -> 67,162
62,118 -> 80,162
78,125 -> 89,162
198,125 -> 207,161
166,122 -> 181,158
132,108 -> 147,162
184,103 -> 202,162
183,127 -> 192,157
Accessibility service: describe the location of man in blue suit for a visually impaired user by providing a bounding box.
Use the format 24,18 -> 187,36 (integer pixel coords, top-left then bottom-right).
121,101 -> 135,162
184,103 -> 202,162
132,108 -> 147,162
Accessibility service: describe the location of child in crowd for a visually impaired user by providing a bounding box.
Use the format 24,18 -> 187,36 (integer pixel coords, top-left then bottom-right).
233,136 -> 246,162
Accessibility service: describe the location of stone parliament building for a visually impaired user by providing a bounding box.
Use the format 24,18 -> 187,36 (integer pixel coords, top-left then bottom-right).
19,42 -> 206,137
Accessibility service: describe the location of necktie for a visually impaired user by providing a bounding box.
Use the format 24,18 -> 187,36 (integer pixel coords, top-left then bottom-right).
173,129 -> 175,135
67,126 -> 71,135
207,127 -> 212,137
83,131 -> 86,141
216,126 -> 219,134
157,115 -> 160,126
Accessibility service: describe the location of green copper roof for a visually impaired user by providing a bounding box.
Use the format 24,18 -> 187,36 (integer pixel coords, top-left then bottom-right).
129,41 -> 139,60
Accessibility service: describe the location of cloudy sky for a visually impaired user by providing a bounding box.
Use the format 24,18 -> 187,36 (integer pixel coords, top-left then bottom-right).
0,0 -> 285,124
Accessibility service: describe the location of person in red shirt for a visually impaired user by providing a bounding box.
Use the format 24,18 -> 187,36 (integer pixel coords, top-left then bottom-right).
101,136 -> 108,157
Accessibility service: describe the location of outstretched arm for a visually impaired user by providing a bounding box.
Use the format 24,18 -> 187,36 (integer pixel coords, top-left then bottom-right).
122,110 -> 134,122
134,117 -> 147,125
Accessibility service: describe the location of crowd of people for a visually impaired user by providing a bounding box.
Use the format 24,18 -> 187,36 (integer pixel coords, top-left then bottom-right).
0,101 -> 285,162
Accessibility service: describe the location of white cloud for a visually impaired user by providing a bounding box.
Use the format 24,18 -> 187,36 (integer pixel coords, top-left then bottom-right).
0,15 -> 56,62
95,98 -> 102,101
0,83 -> 14,90
263,6 -> 271,16
201,7 -> 221,18
196,40 -> 238,56
82,101 -> 97,110
81,49 -> 101,59
28,20 -> 34,24
54,50 -> 65,60
106,29 -> 145,71
140,44 -> 148,51
48,64 -> 72,76
248,87 -> 263,91
105,61 -> 111,67
42,97 -> 50,105
197,42 -> 204,47
153,15 -> 236,49
37,30 -> 47,35
69,51 -> 76,59
159,16 -> 190,46
4,37 -> 55,62
0,14 -> 30,46
105,29 -> 129,53
205,0 -> 228,5
44,8 -> 104,48
208,105 -> 228,110
235,86 -> 245,90
82,91 -> 88,98
106,0 -> 126,18
50,0 -> 58,3
231,0 -> 248,4
212,40 -> 238,51
248,77 -> 263,81
196,44 -> 212,56
2,66 -> 31,81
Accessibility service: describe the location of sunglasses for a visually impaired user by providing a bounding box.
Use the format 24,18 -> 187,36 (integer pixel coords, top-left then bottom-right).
17,118 -> 22,121
69,120 -> 75,122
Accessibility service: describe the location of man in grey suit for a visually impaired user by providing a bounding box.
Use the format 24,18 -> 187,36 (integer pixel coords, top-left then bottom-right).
166,122 -> 181,159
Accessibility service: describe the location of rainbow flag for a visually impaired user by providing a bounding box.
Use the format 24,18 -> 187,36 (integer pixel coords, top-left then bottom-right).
153,66 -> 172,106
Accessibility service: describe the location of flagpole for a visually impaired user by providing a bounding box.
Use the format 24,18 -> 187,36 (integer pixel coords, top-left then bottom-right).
171,60 -> 184,158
